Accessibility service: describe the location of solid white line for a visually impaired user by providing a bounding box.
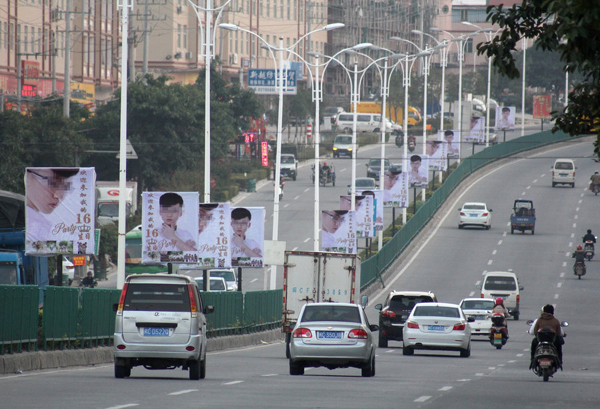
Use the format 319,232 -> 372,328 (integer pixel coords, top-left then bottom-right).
439,386 -> 453,391
414,396 -> 431,403
223,380 -> 244,385
105,405 -> 139,409
168,389 -> 198,396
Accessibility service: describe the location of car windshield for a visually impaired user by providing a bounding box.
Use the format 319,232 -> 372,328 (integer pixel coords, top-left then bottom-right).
369,159 -> 390,167
389,296 -> 434,311
281,156 -> 295,164
301,305 -> 361,323
335,136 -> 352,144
210,270 -> 235,281
123,283 -> 191,312
463,204 -> 485,210
461,300 -> 495,310
484,277 -> 517,291
413,306 -> 460,318
356,179 -> 375,188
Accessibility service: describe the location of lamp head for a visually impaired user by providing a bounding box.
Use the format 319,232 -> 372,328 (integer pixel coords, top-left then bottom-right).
219,23 -> 239,32
324,23 -> 345,31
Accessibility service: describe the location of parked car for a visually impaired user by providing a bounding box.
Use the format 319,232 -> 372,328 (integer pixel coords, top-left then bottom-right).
478,271 -> 523,320
113,273 -> 215,380
402,302 -> 474,357
289,302 -> 378,377
366,158 -> 390,179
458,202 -> 493,230
349,177 -> 377,195
374,290 -> 437,348
459,298 -> 496,337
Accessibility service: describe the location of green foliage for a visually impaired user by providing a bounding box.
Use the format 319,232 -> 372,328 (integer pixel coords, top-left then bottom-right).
98,223 -> 118,263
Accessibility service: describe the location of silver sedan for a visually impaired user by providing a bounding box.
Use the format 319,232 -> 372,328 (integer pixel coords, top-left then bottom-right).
402,302 -> 473,357
289,302 -> 378,377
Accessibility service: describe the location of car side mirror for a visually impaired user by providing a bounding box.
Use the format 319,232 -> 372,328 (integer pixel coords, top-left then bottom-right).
361,295 -> 369,307
374,303 -> 383,311
204,305 -> 215,314
519,286 -> 524,291
112,303 -> 118,312
369,324 -> 380,332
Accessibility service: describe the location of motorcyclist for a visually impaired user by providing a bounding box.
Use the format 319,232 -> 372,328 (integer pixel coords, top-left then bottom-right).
490,297 -> 510,338
582,229 -> 596,245
572,244 -> 586,269
81,271 -> 96,288
590,170 -> 600,187
529,304 -> 565,367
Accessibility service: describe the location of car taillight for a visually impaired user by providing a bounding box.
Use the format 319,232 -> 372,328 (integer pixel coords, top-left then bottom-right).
116,283 -> 128,314
187,284 -> 198,315
460,212 -> 466,216
293,328 -> 312,338
453,323 -> 466,331
65,265 -> 74,270
482,213 -> 489,216
382,310 -> 396,318
516,295 -> 520,303
406,322 -> 419,329
480,294 -> 484,298
348,329 -> 368,339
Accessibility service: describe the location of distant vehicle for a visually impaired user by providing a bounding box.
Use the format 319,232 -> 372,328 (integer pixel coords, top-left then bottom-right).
402,302 -> 474,357
551,158 -> 576,188
349,177 -> 377,195
289,302 -> 378,377
388,163 -> 403,174
352,102 -> 421,127
62,256 -> 75,285
125,228 -> 170,275
458,202 -> 493,230
194,276 -> 228,292
208,269 -> 237,291
478,271 -> 523,320
336,113 -> 394,134
279,153 -> 298,181
459,298 -> 495,337
366,158 -> 390,179
96,181 -> 138,226
332,134 -> 353,158
510,199 -> 536,234
322,106 -> 345,125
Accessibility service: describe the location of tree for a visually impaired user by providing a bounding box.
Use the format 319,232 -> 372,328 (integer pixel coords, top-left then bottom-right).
478,0 -> 600,157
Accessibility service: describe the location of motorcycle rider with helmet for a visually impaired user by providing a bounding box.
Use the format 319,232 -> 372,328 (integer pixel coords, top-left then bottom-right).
590,170 -> 600,187
529,304 -> 566,368
490,297 -> 510,338
583,229 -> 596,244
572,245 -> 586,269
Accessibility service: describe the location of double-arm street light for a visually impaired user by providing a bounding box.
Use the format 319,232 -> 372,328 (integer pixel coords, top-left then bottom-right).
219,22 -> 344,288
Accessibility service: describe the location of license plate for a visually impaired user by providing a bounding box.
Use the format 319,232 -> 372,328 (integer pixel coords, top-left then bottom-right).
428,325 -> 445,331
473,315 -> 487,320
539,359 -> 552,367
317,331 -> 343,340
143,327 -> 170,337
559,173 -> 567,177
470,214 -> 478,217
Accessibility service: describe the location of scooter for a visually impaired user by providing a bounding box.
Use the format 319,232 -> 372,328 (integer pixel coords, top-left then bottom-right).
573,260 -> 586,279
583,240 -> 595,261
489,313 -> 508,349
529,321 -> 568,382
590,183 -> 600,195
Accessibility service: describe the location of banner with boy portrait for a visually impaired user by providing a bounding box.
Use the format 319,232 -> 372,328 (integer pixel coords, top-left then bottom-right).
340,195 -> 374,238
321,210 -> 357,254
142,192 -> 199,263
197,202 -> 231,268
230,206 -> 265,268
357,189 -> 383,233
383,161 -> 409,208
25,167 -> 96,255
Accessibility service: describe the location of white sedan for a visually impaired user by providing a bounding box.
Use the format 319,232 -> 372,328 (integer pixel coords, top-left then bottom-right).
459,298 -> 496,337
458,202 -> 493,230
402,302 -> 473,357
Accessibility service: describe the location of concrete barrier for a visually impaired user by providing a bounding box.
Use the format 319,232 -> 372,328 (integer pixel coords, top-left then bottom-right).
0,329 -> 283,375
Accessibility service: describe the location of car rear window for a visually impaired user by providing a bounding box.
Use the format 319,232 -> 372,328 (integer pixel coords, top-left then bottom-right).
301,305 -> 361,323
484,276 -> 517,291
123,283 -> 191,312
464,204 -> 485,210
413,306 -> 460,318
461,300 -> 495,310
555,162 -> 573,170
389,296 -> 435,311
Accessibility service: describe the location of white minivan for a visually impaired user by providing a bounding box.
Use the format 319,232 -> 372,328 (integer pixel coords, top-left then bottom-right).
479,271 -> 523,320
551,158 -> 576,187
336,113 -> 394,134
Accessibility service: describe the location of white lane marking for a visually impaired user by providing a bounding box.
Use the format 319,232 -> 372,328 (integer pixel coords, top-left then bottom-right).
508,360 -> 517,363
498,364 -> 505,367
457,379 -> 471,382
533,179 -> 538,183
503,231 -> 507,236
469,291 -> 475,296
562,262 -> 567,267
526,186 -> 531,190
476,373 -> 485,376
516,353 -> 524,357
303,238 -> 310,242
262,374 -> 278,377
569,242 -> 573,247
106,405 -> 139,409
557,282 -> 562,288
579,198 -> 583,203
304,188 -> 310,193
294,196 -> 300,200
492,250 -> 497,255
573,223 -> 577,228
385,349 -> 395,353
498,240 -> 503,245
414,396 -> 431,403
439,386 -> 453,391
250,278 -> 258,283
571,233 -> 575,238
521,192 -> 526,196
168,389 -> 198,396
574,215 -> 578,219
488,367 -> 496,370
284,203 -> 290,208
560,273 -> 565,278
554,294 -> 559,299
541,174 -> 546,177
292,247 -> 298,251
487,260 -> 493,265
580,194 -> 584,198
576,207 -> 580,211
223,381 -> 244,385
475,280 -> 481,285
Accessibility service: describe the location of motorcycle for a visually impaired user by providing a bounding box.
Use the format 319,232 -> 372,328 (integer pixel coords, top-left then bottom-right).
590,183 -> 600,195
489,313 -> 508,349
79,278 -> 98,288
573,260 -> 586,279
583,240 -> 595,261
407,136 -> 416,153
529,321 -> 568,382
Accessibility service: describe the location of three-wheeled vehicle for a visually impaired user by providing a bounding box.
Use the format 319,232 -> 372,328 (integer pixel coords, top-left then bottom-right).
510,199 -> 536,234
311,163 -> 336,186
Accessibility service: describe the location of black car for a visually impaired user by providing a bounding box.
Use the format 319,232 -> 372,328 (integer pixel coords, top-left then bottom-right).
374,291 -> 437,348
366,158 -> 390,179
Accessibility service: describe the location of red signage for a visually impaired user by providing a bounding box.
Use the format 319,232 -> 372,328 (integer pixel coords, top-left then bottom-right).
72,256 -> 86,266
261,141 -> 269,166
307,124 -> 312,138
108,189 -> 120,196
22,61 -> 40,86
533,95 -> 552,119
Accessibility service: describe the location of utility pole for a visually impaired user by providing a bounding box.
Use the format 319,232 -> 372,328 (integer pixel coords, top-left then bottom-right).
16,38 -> 21,112
63,0 -> 71,117
142,0 -> 149,76
129,30 -> 136,81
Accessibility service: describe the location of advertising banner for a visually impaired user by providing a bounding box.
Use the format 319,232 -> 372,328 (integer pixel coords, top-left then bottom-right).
384,161 -> 409,208
495,106 -> 516,130
197,202 -> 231,268
231,206 -> 265,268
533,95 -> 552,119
247,69 -> 297,95
357,189 -> 383,233
427,139 -> 448,171
25,167 -> 96,255
340,195 -> 374,238
407,154 -> 430,188
142,192 -> 199,263
465,117 -> 485,143
321,210 -> 357,254
439,129 -> 461,158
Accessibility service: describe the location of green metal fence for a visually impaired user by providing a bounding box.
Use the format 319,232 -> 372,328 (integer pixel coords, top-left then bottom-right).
361,130 -> 578,290
0,285 -> 39,354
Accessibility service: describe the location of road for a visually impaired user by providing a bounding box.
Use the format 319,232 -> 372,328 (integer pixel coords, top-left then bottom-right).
5,133 -> 599,408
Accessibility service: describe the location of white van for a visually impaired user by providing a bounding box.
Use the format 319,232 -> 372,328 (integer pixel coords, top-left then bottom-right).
551,158 -> 576,187
336,113 -> 393,134
479,271 -> 523,320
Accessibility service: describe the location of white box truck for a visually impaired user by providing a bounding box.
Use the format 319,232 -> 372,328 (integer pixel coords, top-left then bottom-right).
96,181 -> 138,225
282,250 -> 362,357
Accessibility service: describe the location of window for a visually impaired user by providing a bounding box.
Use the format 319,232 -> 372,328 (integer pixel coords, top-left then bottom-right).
287,0 -> 290,19
183,25 -> 187,48
484,277 -> 517,291
267,0 -> 270,17
177,24 -> 181,48
24,25 -> 28,53
274,0 -> 277,18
